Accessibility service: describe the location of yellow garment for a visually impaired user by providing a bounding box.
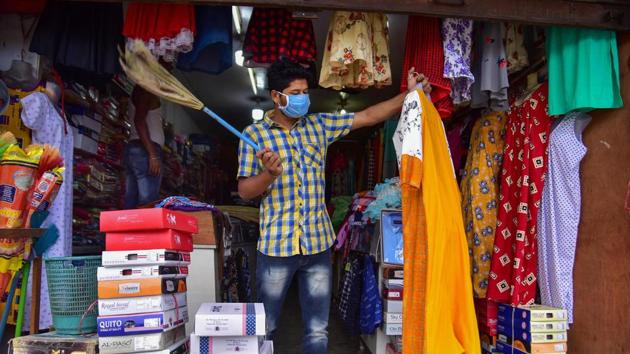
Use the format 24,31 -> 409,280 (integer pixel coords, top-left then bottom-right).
319,11 -> 392,90
460,112 -> 506,298
400,89 -> 480,354
1,86 -> 45,148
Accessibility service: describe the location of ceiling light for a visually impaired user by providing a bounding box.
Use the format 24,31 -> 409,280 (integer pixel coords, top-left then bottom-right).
255,69 -> 267,90
248,68 -> 258,95
252,108 -> 264,121
232,6 -> 242,35
340,109 -> 347,115
235,50 -> 244,66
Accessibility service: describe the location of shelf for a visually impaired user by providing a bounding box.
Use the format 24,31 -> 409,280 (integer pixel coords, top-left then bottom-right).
74,148 -> 124,171
0,228 -> 44,239
72,245 -> 103,256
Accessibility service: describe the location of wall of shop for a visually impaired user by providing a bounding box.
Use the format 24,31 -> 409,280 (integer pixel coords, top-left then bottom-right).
571,32 -> 630,354
162,100 -> 201,136
0,14 -> 39,71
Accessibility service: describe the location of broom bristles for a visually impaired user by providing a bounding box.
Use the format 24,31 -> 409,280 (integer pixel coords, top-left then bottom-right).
119,40 -> 204,111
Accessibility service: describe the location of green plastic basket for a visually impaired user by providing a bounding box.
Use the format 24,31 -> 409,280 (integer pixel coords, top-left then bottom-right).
45,256 -> 101,334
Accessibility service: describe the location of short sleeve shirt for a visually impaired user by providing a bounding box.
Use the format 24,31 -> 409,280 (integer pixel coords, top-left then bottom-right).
238,110 -> 354,256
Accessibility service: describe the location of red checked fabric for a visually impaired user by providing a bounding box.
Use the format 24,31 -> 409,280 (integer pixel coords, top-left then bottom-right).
243,8 -> 317,66
487,83 -> 552,306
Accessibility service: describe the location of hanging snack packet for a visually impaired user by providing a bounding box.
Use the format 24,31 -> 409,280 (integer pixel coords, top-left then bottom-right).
24,167 -> 64,227
0,145 -> 40,228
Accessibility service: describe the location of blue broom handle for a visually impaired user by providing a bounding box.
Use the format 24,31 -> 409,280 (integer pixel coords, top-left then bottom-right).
202,107 -> 260,151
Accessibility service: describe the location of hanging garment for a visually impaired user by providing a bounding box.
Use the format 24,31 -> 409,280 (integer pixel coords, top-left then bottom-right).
538,112 -> 591,324
546,27 -> 622,116
487,83 -> 552,306
504,24 -> 529,74
29,1 -> 122,76
396,89 -> 480,354
401,16 -> 454,119
0,85 -> 45,148
442,18 -> 475,105
337,253 -> 363,337
177,6 -> 232,75
460,111 -> 507,298
471,22 -> 509,112
319,12 -> 392,90
123,3 -> 196,62
20,92 -> 73,330
359,255 -> 382,334
243,8 -> 317,67
383,118 -> 399,179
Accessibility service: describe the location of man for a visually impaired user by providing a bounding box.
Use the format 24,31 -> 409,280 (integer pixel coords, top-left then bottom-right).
123,83 -> 165,208
237,58 -> 430,354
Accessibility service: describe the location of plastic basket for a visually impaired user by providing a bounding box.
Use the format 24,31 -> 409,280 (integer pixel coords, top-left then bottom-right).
45,256 -> 101,334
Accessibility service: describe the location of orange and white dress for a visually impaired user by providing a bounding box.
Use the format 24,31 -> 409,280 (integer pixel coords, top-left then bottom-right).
395,89 -> 480,354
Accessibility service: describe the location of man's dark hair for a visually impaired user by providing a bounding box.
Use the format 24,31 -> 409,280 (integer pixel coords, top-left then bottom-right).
267,58 -> 313,93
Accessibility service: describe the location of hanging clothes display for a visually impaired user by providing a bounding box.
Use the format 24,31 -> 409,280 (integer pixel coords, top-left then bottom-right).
504,24 -> 529,74
243,8 -> 317,67
441,18 -> 475,105
471,22 -> 510,112
487,83 -> 552,306
538,112 -> 591,324
401,16 -> 454,119
123,2 -> 196,62
177,6 -> 232,75
0,85 -> 45,148
20,92 -> 73,330
395,89 -> 480,354
29,1 -> 123,76
319,11 -> 392,90
359,255 -> 382,335
460,112 -> 507,298
546,27 -> 623,116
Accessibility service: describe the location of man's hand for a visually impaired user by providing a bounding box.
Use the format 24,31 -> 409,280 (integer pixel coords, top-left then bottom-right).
257,148 -> 283,177
148,155 -> 161,176
407,67 -> 432,95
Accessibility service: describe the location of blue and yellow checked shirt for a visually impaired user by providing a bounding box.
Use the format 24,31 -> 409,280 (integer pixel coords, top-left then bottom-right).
238,110 -> 354,257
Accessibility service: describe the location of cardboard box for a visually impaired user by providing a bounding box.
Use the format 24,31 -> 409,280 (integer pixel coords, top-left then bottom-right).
191,334 -> 259,354
384,300 -> 403,313
106,229 -> 193,252
383,266 -> 403,279
498,304 -> 568,324
181,211 -> 217,245
383,287 -> 403,301
384,312 -> 403,324
144,338 -> 190,354
475,298 -> 498,329
386,343 -> 402,354
100,209 -> 199,234
384,323 -> 403,336
384,279 -> 403,288
98,277 -> 187,299
99,325 -> 185,354
102,249 -> 191,267
97,265 -> 188,281
99,293 -> 187,316
498,320 -> 568,335
10,332 -> 98,354
97,306 -> 189,337
495,340 -> 567,354
497,331 -> 568,353
260,341 -> 274,354
74,129 -> 99,155
195,303 -> 266,337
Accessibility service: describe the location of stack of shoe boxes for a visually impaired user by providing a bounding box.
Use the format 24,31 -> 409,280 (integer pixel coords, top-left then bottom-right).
382,266 -> 403,337
496,304 -> 569,354
475,298 -> 499,353
96,209 -> 198,354
191,302 -> 270,354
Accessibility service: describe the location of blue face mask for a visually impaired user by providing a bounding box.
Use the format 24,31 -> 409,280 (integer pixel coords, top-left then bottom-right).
278,92 -> 310,119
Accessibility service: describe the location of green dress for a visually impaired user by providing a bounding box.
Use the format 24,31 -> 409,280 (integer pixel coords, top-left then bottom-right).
546,27 -> 623,116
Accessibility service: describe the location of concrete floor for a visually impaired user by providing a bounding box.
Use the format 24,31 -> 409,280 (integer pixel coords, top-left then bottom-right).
274,284 -> 363,354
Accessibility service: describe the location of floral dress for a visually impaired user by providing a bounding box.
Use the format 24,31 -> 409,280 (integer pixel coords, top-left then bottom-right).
319,12 -> 392,90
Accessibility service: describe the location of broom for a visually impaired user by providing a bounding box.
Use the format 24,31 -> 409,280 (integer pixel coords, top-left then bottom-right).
119,40 -> 260,151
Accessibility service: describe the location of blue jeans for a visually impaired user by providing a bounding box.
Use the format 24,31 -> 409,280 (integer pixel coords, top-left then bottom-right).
123,142 -> 162,209
257,249 -> 332,354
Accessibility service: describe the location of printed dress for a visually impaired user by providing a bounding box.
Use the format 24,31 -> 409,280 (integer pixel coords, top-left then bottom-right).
460,111 -> 507,298
487,83 -> 552,306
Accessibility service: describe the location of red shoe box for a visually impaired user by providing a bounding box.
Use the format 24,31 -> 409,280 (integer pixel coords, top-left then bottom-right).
383,287 -> 403,301
100,209 -> 199,234
106,229 -> 193,252
475,298 -> 498,336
